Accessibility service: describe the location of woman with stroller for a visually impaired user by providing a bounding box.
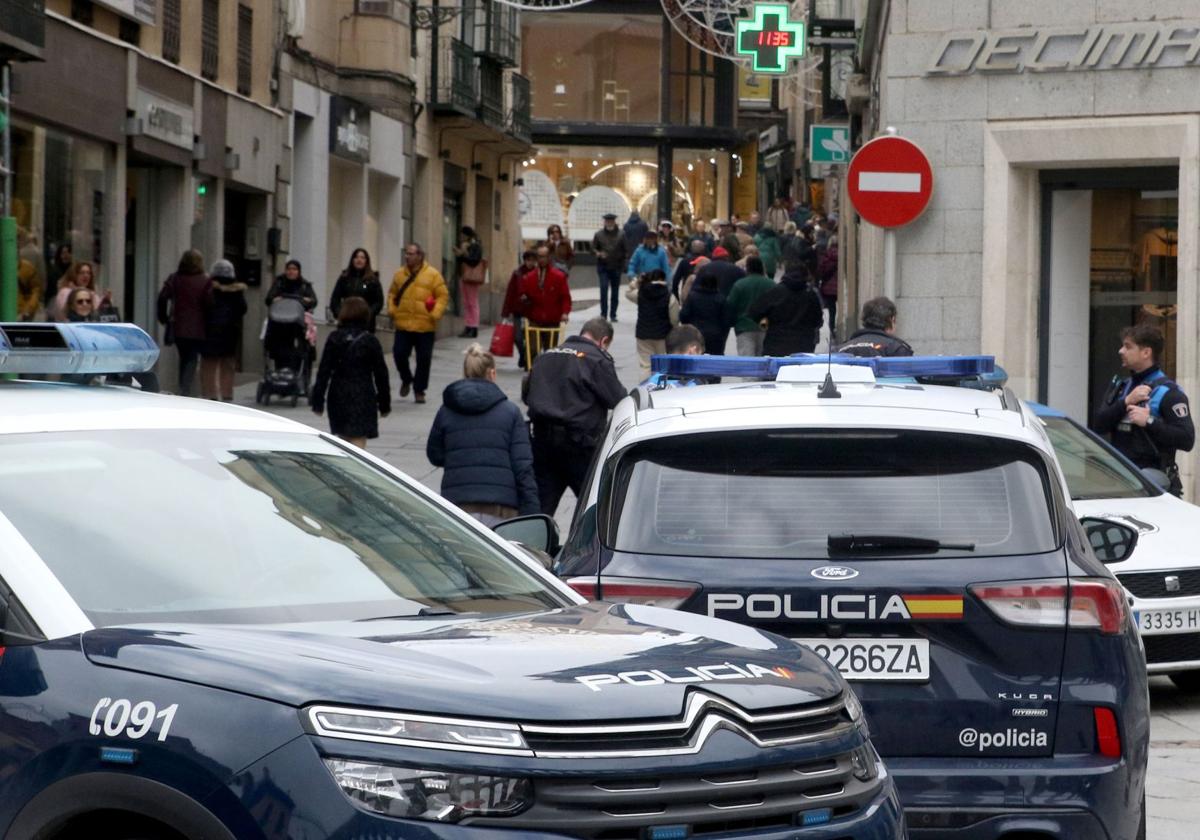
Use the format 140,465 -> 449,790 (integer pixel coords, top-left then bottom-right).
267,259 -> 317,310
200,259 -> 247,402
310,297 -> 391,450
329,248 -> 383,331
157,250 -> 211,396
262,259 -> 316,402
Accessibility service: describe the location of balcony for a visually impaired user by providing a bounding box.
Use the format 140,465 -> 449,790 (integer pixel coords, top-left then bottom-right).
0,0 -> 46,62
505,70 -> 531,143
478,58 -> 505,129
432,36 -> 478,117
474,3 -> 518,67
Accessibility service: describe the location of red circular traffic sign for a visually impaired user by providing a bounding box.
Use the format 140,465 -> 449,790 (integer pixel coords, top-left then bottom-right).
847,136 -> 934,228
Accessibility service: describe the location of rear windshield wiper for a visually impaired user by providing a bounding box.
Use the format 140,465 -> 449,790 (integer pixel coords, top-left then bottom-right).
355,607 -> 461,621
827,534 -> 976,553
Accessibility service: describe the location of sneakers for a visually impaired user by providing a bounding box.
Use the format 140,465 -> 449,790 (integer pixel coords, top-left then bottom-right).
414,392 -> 426,404
610,315 -> 619,323
400,382 -> 411,398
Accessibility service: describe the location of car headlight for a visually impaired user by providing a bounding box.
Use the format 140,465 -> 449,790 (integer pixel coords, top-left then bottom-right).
849,742 -> 880,783
308,705 -> 529,754
324,759 -> 532,822
842,688 -> 864,724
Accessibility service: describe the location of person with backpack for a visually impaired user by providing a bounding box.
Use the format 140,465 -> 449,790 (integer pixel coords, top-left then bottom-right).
310,296 -> 391,449
200,259 -> 247,402
455,227 -> 487,338
626,268 -> 679,374
329,248 -> 384,331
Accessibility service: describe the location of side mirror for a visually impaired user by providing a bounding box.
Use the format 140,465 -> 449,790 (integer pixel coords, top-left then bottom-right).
1080,516 -> 1139,564
494,514 -> 561,558
1141,467 -> 1171,490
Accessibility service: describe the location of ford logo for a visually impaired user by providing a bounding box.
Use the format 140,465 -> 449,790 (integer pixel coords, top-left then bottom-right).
811,566 -> 859,581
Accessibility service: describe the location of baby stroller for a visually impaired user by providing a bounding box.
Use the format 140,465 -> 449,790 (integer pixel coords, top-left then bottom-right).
256,295 -> 314,407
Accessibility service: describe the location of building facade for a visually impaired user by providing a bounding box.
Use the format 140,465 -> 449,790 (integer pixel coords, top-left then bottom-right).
854,0 -> 1200,497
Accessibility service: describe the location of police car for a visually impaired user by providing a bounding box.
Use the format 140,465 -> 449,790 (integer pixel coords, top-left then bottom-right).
0,323 -> 904,839
1030,401 -> 1200,691
559,354 -> 1149,840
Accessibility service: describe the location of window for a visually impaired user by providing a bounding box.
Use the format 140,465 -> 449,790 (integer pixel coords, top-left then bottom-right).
237,3 -> 253,96
354,0 -> 408,18
1041,417 -> 1156,500
118,16 -> 141,45
669,32 -> 717,127
162,0 -> 181,63
70,0 -> 94,26
201,0 -> 220,81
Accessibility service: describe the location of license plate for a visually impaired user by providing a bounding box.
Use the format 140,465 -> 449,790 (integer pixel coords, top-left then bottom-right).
794,638 -> 930,681
1136,607 -> 1200,636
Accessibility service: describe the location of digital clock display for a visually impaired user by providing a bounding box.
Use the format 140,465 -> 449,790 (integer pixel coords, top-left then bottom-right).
756,30 -> 793,47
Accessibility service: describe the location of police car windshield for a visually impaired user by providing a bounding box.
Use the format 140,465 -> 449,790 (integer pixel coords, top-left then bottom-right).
1040,416 -> 1157,500
606,430 -> 1059,559
0,430 -> 566,626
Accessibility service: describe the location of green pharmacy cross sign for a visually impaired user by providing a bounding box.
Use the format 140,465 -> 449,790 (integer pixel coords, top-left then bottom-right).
736,3 -> 806,74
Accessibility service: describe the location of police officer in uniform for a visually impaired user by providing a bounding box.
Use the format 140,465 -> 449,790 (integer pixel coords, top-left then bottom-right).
1094,324 -> 1194,496
837,296 -> 913,357
524,317 -> 627,515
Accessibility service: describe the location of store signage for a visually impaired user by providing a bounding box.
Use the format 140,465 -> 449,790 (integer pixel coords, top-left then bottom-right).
94,0 -> 158,25
329,96 -> 371,162
135,88 -> 194,150
736,3 -> 806,75
928,22 -> 1200,76
810,124 -> 850,164
847,136 -> 933,229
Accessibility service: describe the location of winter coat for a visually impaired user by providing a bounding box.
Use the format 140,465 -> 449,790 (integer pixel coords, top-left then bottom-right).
622,213 -> 650,257
388,262 -> 450,333
747,269 -> 824,356
517,265 -> 572,326
754,228 -> 782,277
680,284 -> 728,355
549,239 -> 574,275
310,326 -> 391,439
202,280 -> 248,358
157,271 -> 212,341
782,235 -> 817,275
767,206 -> 790,231
695,260 -> 745,298
592,226 -> 627,271
330,269 -> 384,330
501,265 -> 527,319
838,328 -> 914,358
626,277 -> 679,340
626,244 -> 670,279
266,275 -> 317,311
427,378 -> 539,515
818,245 -> 839,300
725,273 -> 777,335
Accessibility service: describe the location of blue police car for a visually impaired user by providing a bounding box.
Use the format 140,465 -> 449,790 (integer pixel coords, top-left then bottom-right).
560,354 -> 1150,839
0,324 -> 905,839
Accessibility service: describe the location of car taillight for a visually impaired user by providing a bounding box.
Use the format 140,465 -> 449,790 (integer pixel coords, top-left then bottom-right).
1094,707 -> 1121,758
970,578 -> 1126,634
565,577 -> 699,609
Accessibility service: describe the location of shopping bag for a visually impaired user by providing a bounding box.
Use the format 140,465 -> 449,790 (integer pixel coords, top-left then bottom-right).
490,320 -> 515,357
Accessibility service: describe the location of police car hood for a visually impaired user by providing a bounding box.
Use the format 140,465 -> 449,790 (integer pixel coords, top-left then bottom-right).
81,602 -> 841,720
1075,492 -> 1200,573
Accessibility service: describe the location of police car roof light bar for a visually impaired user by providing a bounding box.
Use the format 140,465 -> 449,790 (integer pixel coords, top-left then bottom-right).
0,323 -> 160,375
649,353 -> 995,381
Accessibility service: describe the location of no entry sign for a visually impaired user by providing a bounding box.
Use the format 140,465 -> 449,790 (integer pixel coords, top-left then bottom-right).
847,136 -> 934,228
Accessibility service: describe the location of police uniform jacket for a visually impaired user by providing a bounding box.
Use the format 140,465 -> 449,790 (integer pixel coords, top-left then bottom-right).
1093,366 -> 1195,472
525,335 -> 627,445
837,328 -> 914,358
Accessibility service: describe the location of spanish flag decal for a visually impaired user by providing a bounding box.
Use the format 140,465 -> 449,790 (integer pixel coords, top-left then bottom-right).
903,594 -> 965,619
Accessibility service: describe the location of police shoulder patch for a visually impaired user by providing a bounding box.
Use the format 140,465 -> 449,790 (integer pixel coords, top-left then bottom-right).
1174,403 -> 1190,418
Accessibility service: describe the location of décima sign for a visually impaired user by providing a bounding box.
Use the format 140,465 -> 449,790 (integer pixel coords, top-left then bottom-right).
927,21 -> 1200,76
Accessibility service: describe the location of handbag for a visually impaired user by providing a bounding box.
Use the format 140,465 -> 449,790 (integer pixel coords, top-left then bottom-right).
490,320 -> 515,357
461,259 -> 488,285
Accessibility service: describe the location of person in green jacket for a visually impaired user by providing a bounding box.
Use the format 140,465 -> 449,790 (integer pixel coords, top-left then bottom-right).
725,255 -> 777,356
753,224 -> 782,278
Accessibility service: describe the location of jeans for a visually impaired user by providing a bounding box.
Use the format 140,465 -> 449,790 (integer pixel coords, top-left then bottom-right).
736,330 -> 765,357
597,266 -> 621,319
175,338 -> 203,397
393,330 -> 436,394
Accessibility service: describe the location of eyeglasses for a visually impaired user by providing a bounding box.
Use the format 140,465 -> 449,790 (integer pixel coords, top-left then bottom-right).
74,298 -> 95,306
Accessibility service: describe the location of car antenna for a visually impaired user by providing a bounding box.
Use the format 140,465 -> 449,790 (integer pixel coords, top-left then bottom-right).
817,332 -> 841,399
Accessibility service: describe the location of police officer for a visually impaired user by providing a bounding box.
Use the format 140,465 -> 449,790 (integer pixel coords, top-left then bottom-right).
837,296 -> 913,357
524,317 -> 627,515
1094,324 -> 1194,495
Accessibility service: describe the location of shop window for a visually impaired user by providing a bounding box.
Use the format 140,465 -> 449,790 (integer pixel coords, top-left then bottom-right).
201,0 -> 220,82
237,4 -> 253,96
668,33 -> 717,127
70,0 -> 94,26
162,0 -> 181,64
118,17 -> 141,46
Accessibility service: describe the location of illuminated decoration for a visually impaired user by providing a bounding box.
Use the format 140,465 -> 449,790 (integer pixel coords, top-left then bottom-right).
735,3 -> 805,73
661,0 -> 757,60
492,0 -> 595,7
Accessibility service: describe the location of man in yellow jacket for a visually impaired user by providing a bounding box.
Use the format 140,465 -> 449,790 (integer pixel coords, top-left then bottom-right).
388,243 -> 450,403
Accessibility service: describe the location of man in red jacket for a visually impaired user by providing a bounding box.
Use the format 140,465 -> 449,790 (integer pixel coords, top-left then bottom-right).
518,245 -> 572,363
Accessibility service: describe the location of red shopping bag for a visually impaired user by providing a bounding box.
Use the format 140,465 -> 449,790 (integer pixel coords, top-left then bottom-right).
489,321 -> 515,357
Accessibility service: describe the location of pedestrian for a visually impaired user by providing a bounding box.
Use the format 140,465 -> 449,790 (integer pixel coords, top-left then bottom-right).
678,256 -> 710,304
1093,324 -> 1194,496
715,219 -> 742,261
734,221 -> 755,256
200,259 -> 247,402
626,268 -> 679,374
693,245 -> 745,298
818,235 -> 839,340
64,286 -> 98,323
267,259 -> 318,311
680,270 -> 728,356
837,296 -> 913,357
517,244 -> 572,362
667,323 -> 705,355
455,227 -> 487,338
622,211 -> 649,259
591,212 -> 626,321
545,224 -> 573,276
156,249 -> 211,396
747,264 -> 824,356
54,260 -> 102,322
427,343 -> 539,525
754,224 -> 781,278
310,296 -> 391,449
502,249 -> 538,369
388,242 -> 449,405
659,220 -> 683,266
329,248 -> 384,331
46,243 -> 73,305
688,220 -> 715,255
626,229 -> 670,280
523,317 -> 626,515
735,243 -> 760,272
747,211 -> 763,236
672,239 -> 707,300
725,255 -> 776,357
767,197 -> 790,232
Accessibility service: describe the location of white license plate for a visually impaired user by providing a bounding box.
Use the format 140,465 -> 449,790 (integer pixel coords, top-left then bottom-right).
1136,607 -> 1200,636
794,638 -> 930,682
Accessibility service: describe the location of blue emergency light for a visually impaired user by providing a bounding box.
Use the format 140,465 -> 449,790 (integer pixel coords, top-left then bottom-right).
649,353 -> 995,380
0,323 -> 159,375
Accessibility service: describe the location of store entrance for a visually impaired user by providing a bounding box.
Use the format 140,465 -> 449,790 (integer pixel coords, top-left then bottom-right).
1040,168 -> 1179,425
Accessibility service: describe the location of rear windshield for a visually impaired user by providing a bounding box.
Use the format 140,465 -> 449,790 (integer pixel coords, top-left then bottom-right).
606,430 -> 1059,559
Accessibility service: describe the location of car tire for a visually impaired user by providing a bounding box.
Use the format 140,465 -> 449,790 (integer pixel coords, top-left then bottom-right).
1170,671 -> 1200,693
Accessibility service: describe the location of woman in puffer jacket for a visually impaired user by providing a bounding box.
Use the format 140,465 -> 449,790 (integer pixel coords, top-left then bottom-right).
426,344 -> 539,526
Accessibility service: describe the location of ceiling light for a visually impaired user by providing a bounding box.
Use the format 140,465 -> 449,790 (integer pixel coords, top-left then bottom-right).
687,163 -> 694,172
710,157 -> 716,165
566,161 -> 573,169
592,160 -> 598,166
